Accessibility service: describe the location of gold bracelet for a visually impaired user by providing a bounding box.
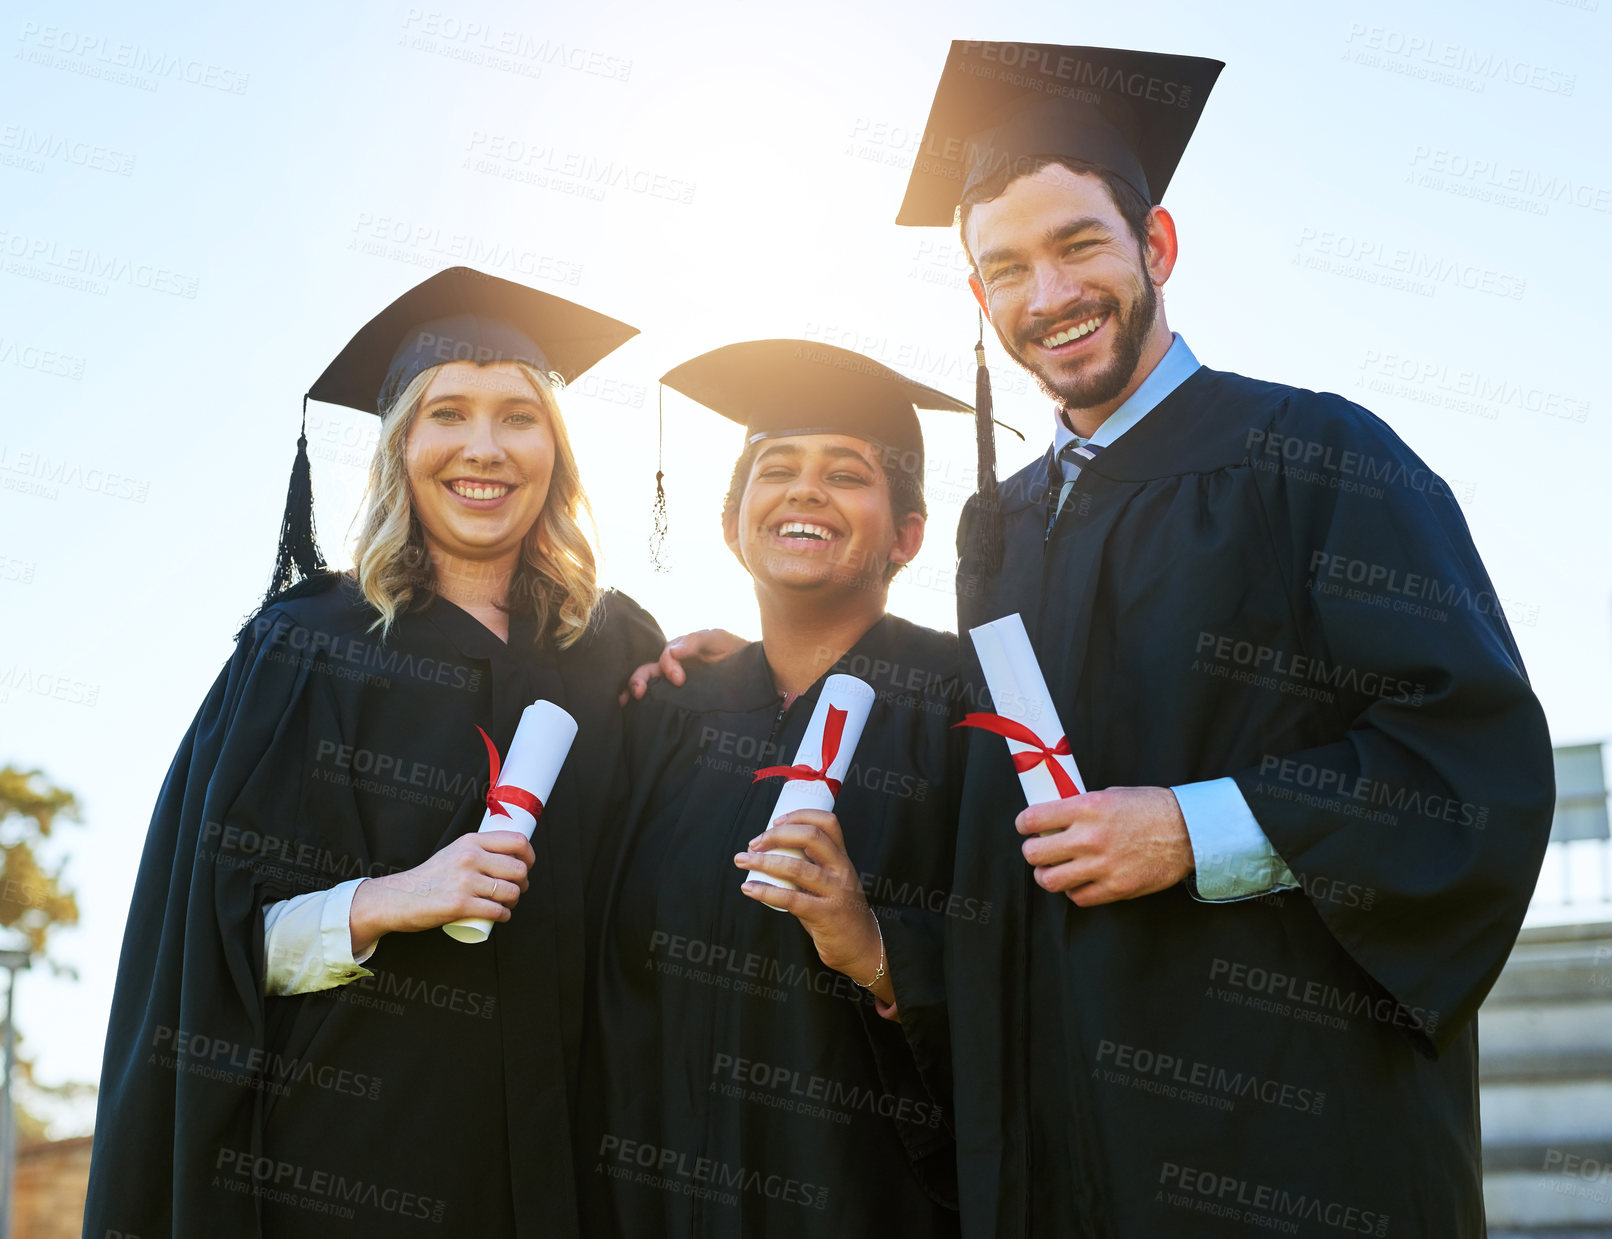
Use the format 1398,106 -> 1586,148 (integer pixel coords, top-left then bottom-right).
856,912 -> 886,990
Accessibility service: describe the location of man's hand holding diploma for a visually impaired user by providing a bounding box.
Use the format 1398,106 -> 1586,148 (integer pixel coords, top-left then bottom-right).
1016,786 -> 1194,906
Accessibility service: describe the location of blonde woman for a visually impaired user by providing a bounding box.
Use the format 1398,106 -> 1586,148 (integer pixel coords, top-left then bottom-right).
84,269 -> 663,1239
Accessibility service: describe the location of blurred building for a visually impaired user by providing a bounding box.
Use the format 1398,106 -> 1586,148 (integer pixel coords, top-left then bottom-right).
14,1135 -> 90,1239
1484,742 -> 1612,1238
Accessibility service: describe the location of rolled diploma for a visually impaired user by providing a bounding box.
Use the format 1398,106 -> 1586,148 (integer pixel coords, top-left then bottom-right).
750,674 -> 876,901
444,699 -> 578,943
968,613 -> 1086,805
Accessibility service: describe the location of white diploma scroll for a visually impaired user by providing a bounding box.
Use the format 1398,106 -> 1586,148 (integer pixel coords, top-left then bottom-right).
748,674 -> 876,901
966,613 -> 1086,805
444,699 -> 578,943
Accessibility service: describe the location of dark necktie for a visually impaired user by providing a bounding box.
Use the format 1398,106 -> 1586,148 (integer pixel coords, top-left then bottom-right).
1046,440 -> 1103,539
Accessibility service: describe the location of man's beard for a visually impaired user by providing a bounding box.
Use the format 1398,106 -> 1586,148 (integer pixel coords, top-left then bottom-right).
1007,275 -> 1158,412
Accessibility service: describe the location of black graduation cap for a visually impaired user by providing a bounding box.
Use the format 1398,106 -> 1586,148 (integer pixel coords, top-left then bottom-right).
895,41 -> 1222,572
264,266 -> 638,609
650,340 -> 974,570
896,41 -> 1224,225
662,339 -> 972,464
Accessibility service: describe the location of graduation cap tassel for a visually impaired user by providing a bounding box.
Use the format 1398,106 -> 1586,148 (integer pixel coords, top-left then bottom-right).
649,383 -> 669,573
261,396 -> 327,611
972,312 -> 1004,575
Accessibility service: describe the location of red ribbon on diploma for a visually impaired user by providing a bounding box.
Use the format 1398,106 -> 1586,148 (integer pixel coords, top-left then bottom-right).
953,713 -> 1081,799
477,725 -> 544,820
752,705 -> 848,797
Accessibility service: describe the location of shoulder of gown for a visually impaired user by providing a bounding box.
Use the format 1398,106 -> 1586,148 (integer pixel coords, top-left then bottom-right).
1092,365 -> 1441,483
638,637 -> 772,718
873,613 -> 960,670
585,588 -> 665,661
246,569 -> 378,643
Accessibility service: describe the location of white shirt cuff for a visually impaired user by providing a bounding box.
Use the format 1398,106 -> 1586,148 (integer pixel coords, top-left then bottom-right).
1173,778 -> 1298,902
263,877 -> 376,996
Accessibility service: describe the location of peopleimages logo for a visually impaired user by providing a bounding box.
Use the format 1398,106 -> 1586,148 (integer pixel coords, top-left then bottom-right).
0,124 -> 135,174
710,1053 -> 944,1128
213,1149 -> 446,1223
1359,348 -> 1590,423
1307,551 -> 1516,630
1256,755 -> 1489,830
0,445 -> 148,500
0,228 -> 199,298
16,22 -> 251,94
1209,957 -> 1438,1035
1093,1039 -> 1326,1117
1244,428 -> 1470,499
1343,23 -> 1575,96
399,9 -> 632,82
955,41 -> 1199,108
861,871 -> 991,923
253,615 -> 482,692
150,1026 -> 382,1101
0,336 -> 88,379
1159,1161 -> 1389,1235
596,1135 -> 829,1210
1293,228 -> 1526,301
1193,631 -> 1425,707
646,930 -> 866,1005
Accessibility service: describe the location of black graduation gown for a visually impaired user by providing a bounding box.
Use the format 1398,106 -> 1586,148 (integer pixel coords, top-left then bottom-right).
949,367 -> 1555,1239
578,614 -> 962,1238
82,572 -> 662,1239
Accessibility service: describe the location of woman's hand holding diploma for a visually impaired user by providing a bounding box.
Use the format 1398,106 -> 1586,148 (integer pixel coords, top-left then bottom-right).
348,831 -> 535,955
735,808 -> 896,1010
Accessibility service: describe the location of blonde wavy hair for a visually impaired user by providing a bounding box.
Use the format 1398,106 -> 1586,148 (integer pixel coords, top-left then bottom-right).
351,361 -> 600,648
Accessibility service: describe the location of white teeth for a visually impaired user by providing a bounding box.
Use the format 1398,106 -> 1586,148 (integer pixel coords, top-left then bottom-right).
1041,314 -> 1106,348
452,481 -> 510,501
778,521 -> 835,540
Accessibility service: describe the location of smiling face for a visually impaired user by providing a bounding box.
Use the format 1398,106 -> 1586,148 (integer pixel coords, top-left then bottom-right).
404,361 -> 557,568
964,162 -> 1173,413
723,434 -> 924,599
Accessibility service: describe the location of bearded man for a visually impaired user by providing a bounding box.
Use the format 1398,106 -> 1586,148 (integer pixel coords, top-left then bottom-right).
897,40 -> 1554,1238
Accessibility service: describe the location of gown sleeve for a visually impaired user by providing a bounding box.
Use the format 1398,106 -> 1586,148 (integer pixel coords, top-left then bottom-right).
1231,393 -> 1555,1054
262,877 -> 374,996
601,588 -> 667,681
82,607 -> 330,1239
576,589 -> 665,938
839,668 -> 965,1209
869,700 -> 966,1143
860,901 -> 958,1208
878,903 -> 952,1105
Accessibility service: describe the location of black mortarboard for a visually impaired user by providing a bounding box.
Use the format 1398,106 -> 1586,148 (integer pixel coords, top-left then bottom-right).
650,340 -> 974,571
662,339 -> 972,466
263,266 -> 638,610
896,41 -> 1223,225
895,41 -> 1222,574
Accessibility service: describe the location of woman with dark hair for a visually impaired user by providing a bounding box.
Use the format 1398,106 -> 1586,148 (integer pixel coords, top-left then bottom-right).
581,340 -> 968,1238
83,267 -> 663,1239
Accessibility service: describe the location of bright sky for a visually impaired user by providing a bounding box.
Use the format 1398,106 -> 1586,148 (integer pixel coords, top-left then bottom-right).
2,0 -> 1608,1133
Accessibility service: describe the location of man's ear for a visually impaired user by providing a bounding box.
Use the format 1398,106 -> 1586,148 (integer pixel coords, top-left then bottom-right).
968,273 -> 990,319
1144,205 -> 1179,288
888,511 -> 926,569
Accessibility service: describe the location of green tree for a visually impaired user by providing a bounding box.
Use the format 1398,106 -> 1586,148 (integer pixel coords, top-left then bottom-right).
0,766 -> 80,955
0,765 -> 91,1141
